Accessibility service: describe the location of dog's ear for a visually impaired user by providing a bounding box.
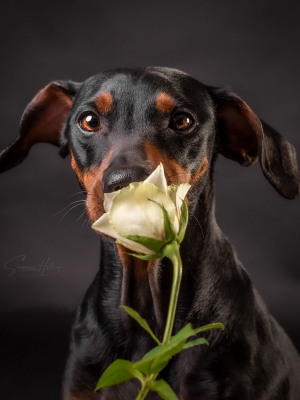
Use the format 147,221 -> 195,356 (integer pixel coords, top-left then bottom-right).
0,80 -> 80,173
210,88 -> 262,167
211,88 -> 300,199
259,120 -> 300,199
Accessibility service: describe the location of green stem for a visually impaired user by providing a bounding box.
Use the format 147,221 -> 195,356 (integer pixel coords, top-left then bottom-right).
136,373 -> 156,400
135,241 -> 182,400
136,381 -> 149,400
162,241 -> 182,345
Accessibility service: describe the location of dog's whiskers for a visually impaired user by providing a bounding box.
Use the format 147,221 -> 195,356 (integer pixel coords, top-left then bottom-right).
76,208 -> 91,232
67,190 -> 87,199
59,203 -> 86,223
81,215 -> 91,232
53,199 -> 86,217
53,199 -> 86,224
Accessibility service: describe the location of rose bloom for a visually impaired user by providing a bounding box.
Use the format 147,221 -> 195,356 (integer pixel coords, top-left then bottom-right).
92,164 -> 190,255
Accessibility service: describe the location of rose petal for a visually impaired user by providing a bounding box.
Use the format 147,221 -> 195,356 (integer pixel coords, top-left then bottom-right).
175,183 -> 191,216
92,212 -> 118,238
145,163 -> 168,193
92,213 -> 154,255
110,181 -> 177,240
168,183 -> 191,218
103,189 -> 121,212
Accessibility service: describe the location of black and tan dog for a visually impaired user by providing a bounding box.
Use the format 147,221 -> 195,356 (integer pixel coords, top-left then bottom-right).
1,67 -> 300,399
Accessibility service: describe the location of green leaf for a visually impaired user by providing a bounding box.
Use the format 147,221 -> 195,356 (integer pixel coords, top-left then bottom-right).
133,323 -> 223,376
169,323 -> 195,343
124,235 -> 165,253
177,200 -> 188,244
121,306 -> 161,346
193,322 -> 225,335
148,199 -> 176,242
134,341 -> 185,375
182,337 -> 209,349
134,322 -> 223,375
95,359 -> 143,391
149,359 -> 170,375
134,324 -> 195,375
148,379 -> 179,400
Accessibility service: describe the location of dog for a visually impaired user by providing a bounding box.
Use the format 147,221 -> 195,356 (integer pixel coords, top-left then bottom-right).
1,67 -> 300,399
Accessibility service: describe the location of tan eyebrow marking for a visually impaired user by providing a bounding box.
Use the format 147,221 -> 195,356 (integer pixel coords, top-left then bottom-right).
155,92 -> 176,114
94,92 -> 113,114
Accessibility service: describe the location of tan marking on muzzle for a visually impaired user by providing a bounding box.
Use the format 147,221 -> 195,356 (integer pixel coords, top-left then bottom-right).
144,143 -> 209,186
144,143 -> 190,185
70,151 -> 98,191
85,150 -> 113,222
190,155 -> 209,184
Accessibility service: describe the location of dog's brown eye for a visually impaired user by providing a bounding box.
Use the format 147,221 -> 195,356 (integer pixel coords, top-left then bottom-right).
79,114 -> 101,132
170,114 -> 193,131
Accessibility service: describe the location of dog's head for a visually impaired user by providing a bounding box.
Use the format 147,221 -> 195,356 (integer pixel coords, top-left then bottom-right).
1,67 -> 299,223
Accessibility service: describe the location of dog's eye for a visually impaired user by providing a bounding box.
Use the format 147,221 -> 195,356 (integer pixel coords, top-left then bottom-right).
79,114 -> 101,132
170,114 -> 193,131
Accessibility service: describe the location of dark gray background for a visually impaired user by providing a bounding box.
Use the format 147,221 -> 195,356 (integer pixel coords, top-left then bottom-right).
0,0 -> 299,398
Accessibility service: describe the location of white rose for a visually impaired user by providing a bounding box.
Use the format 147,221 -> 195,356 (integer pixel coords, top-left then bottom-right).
92,164 -> 190,256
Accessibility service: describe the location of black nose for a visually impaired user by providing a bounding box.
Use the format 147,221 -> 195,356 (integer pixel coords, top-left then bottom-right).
102,166 -> 150,193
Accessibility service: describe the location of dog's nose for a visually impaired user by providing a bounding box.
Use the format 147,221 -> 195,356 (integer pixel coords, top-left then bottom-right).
102,166 -> 150,193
